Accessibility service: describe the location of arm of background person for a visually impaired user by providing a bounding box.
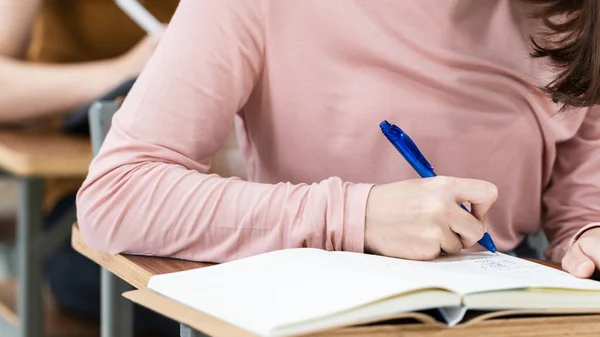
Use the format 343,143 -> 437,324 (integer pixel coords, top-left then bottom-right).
0,0 -> 163,122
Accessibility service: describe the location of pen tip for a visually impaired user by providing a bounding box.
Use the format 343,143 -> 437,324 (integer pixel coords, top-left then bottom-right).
479,233 -> 497,254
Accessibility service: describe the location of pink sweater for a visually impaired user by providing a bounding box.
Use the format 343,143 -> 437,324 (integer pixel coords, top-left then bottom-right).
77,0 -> 600,263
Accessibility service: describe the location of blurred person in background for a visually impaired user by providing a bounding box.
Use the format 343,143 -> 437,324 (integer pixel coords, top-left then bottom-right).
0,0 -> 180,335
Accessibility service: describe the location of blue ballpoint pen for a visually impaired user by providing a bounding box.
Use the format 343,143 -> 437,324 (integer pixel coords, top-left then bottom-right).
379,120 -> 497,254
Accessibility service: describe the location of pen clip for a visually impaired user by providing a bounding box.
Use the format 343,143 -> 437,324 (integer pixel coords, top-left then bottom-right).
381,120 -> 433,172
398,128 -> 434,172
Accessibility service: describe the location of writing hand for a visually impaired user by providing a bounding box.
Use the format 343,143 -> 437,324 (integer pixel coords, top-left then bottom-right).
364,176 -> 498,260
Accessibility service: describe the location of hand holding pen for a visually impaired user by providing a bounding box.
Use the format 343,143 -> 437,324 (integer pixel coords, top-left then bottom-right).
362,121 -> 498,260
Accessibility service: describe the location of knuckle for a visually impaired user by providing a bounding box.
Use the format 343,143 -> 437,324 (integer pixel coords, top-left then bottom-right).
444,206 -> 455,220
446,241 -> 462,254
430,204 -> 454,226
485,183 -> 499,201
411,202 -> 425,218
425,223 -> 445,240
473,222 -> 485,237
427,201 -> 448,217
462,236 -> 478,247
422,246 -> 441,260
461,229 -> 483,247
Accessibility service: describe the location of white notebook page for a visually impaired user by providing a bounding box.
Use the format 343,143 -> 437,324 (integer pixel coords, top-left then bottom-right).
149,249 -> 441,335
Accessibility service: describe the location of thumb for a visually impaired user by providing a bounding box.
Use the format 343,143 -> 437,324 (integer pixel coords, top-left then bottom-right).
562,241 -> 596,278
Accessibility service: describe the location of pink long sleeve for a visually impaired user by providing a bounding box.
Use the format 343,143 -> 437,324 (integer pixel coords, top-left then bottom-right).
78,0 -> 600,263
75,0 -> 371,262
542,107 -> 600,261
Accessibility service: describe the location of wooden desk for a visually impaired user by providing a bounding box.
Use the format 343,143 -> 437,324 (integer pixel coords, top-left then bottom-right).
72,225 -> 205,290
73,225 -> 206,337
0,130 -> 91,177
0,129 -> 92,337
72,226 -> 600,337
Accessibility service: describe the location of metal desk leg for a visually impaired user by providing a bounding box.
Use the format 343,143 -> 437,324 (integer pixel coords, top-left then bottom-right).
102,268 -> 133,337
16,177 -> 44,337
180,324 -> 207,337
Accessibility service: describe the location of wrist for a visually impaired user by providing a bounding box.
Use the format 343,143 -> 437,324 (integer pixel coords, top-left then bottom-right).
110,55 -> 137,83
343,183 -> 374,253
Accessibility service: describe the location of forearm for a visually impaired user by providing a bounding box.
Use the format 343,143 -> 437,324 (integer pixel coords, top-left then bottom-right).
0,56 -> 129,122
76,138 -> 371,263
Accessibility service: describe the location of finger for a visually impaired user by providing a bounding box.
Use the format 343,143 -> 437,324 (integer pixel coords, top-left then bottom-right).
385,236 -> 441,261
446,204 -> 485,248
437,177 -> 499,222
437,223 -> 464,254
562,241 -> 596,278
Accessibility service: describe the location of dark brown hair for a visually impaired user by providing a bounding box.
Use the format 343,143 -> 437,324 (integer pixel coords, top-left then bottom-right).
526,0 -> 600,108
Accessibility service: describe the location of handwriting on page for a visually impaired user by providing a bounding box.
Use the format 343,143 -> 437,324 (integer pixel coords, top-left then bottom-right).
430,252 -> 568,278
426,252 -> 600,294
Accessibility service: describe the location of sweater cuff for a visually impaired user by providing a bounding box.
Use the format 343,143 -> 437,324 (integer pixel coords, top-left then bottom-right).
568,222 -> 600,247
342,183 -> 374,253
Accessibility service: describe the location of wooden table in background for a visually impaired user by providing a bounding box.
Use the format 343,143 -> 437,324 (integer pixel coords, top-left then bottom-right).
0,128 -> 92,337
0,130 -> 91,177
71,225 -> 600,337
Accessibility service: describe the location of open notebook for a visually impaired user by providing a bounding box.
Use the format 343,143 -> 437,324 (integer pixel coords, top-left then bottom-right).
147,249 -> 600,337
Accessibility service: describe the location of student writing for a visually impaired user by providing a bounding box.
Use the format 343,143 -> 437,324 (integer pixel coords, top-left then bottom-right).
78,0 -> 600,279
